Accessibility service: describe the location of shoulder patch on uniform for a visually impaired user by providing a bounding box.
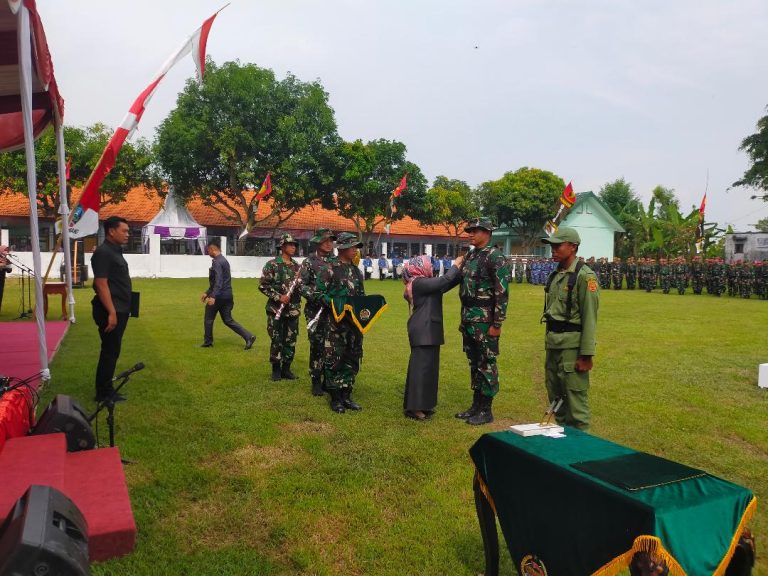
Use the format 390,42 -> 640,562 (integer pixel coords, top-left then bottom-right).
587,277 -> 598,292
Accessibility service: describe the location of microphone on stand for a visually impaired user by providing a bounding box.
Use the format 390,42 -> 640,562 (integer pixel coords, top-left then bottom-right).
112,362 -> 145,382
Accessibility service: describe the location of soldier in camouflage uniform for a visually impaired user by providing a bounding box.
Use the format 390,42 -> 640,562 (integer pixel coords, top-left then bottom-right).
659,258 -> 671,294
626,256 -> 637,289
739,261 -> 753,299
755,261 -> 767,300
727,261 -> 738,297
316,232 -> 366,413
691,256 -> 704,294
259,234 -> 302,381
514,257 -> 524,284
299,228 -> 337,396
611,257 -> 624,290
673,256 -> 688,295
450,218 -> 511,425
710,258 -> 725,296
541,227 -> 599,431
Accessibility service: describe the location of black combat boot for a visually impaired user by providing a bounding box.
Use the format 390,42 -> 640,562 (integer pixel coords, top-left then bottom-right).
271,363 -> 282,381
341,388 -> 361,411
455,389 -> 482,419
311,374 -> 324,396
329,389 -> 345,413
281,362 -> 298,380
466,395 -> 494,425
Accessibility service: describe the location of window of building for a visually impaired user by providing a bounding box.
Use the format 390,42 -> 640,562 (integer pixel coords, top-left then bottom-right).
734,242 -> 744,254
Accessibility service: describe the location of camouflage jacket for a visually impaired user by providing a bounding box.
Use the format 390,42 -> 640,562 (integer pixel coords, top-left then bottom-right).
316,260 -> 365,310
259,257 -> 301,316
299,254 -> 335,317
457,245 -> 510,327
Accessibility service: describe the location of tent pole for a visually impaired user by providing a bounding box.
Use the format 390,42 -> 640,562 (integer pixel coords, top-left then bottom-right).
55,118 -> 76,322
17,3 -> 49,379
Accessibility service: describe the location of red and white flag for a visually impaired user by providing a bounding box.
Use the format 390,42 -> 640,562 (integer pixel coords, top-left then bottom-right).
69,7 -> 225,239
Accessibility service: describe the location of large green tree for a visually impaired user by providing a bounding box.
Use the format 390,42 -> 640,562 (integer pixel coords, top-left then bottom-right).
0,123 -> 154,218
478,167 -> 564,250
754,217 -> 768,232
421,175 -> 478,240
598,178 -> 642,258
320,139 -> 427,246
733,106 -> 768,201
154,60 -> 340,235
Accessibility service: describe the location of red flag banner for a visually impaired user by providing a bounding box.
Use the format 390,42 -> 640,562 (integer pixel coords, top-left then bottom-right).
68,7 -> 225,239
255,173 -> 272,201
560,182 -> 576,208
392,174 -> 407,198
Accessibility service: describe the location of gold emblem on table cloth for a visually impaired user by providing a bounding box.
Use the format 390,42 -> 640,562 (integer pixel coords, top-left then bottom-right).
520,554 -> 548,576
359,308 -> 371,321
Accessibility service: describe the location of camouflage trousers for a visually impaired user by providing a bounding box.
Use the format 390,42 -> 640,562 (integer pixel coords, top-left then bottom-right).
626,273 -> 636,289
306,310 -> 329,380
323,320 -> 363,391
267,313 -> 299,364
545,347 -> 590,431
692,277 -> 703,294
461,322 -> 500,398
660,276 -> 671,294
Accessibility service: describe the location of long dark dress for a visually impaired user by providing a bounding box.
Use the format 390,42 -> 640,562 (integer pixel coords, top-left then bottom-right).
404,266 -> 461,412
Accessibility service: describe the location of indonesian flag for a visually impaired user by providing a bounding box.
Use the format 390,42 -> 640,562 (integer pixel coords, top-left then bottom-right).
69,7 -> 225,239
392,174 -> 407,197
559,182 -> 576,208
255,173 -> 272,201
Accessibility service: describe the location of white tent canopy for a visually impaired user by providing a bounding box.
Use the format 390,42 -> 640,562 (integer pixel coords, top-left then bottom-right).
141,186 -> 207,253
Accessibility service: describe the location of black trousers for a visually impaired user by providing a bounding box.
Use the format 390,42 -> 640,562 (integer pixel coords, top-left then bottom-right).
93,301 -> 129,396
203,298 -> 252,345
0,270 -> 6,314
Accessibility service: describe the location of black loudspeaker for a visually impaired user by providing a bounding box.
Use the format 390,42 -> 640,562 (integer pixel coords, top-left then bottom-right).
32,395 -> 96,452
0,485 -> 89,576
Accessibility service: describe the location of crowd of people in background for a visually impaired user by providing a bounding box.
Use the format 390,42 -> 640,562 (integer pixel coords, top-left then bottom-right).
513,256 -> 768,299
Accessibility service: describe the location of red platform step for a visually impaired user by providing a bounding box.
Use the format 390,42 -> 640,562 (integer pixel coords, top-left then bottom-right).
0,433 -> 136,562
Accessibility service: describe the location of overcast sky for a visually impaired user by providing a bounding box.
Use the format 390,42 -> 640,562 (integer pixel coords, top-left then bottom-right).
38,0 -> 768,230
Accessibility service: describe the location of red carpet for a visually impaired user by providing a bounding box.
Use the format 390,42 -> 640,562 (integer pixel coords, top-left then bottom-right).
0,434 -> 136,561
0,320 -> 70,379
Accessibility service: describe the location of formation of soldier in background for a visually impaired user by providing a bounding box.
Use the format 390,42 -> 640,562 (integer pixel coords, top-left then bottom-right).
510,256 -> 768,299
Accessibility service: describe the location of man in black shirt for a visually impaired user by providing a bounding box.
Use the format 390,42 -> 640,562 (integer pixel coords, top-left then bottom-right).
200,241 -> 256,350
91,216 -> 133,402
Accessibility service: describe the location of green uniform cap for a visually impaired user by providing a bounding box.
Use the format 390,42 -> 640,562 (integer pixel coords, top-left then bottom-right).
542,226 -> 581,245
335,232 -> 363,250
464,217 -> 496,232
310,228 -> 337,243
279,233 -> 298,247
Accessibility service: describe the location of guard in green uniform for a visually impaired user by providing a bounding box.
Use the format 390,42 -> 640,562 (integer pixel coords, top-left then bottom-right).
259,234 -> 302,381
299,228 -> 336,396
541,227 -> 599,431
450,217 -> 511,426
316,232 -> 366,413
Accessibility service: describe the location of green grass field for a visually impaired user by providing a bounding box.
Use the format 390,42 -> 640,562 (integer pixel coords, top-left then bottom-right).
1,275 -> 766,575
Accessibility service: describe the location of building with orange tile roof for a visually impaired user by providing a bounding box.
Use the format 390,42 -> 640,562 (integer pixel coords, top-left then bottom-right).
1,187 -> 467,257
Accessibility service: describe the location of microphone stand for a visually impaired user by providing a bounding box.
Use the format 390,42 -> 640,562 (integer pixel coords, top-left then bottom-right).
87,368 -> 141,462
8,254 -> 34,319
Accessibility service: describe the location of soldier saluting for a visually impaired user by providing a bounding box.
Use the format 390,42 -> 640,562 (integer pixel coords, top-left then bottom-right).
299,228 -> 337,396
259,233 -> 302,381
450,217 -> 511,425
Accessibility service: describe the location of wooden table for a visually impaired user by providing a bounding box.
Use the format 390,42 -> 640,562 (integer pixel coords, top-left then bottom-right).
42,282 -> 67,319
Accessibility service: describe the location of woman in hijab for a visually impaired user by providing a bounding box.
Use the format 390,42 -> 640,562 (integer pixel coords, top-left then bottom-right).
402,253 -> 463,420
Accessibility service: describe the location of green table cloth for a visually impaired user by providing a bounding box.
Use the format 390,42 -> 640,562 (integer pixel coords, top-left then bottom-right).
469,429 -> 756,576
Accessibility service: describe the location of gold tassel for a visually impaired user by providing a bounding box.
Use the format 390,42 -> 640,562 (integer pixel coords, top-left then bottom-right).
473,469 -> 498,515
712,496 -> 757,576
591,536 -> 686,576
